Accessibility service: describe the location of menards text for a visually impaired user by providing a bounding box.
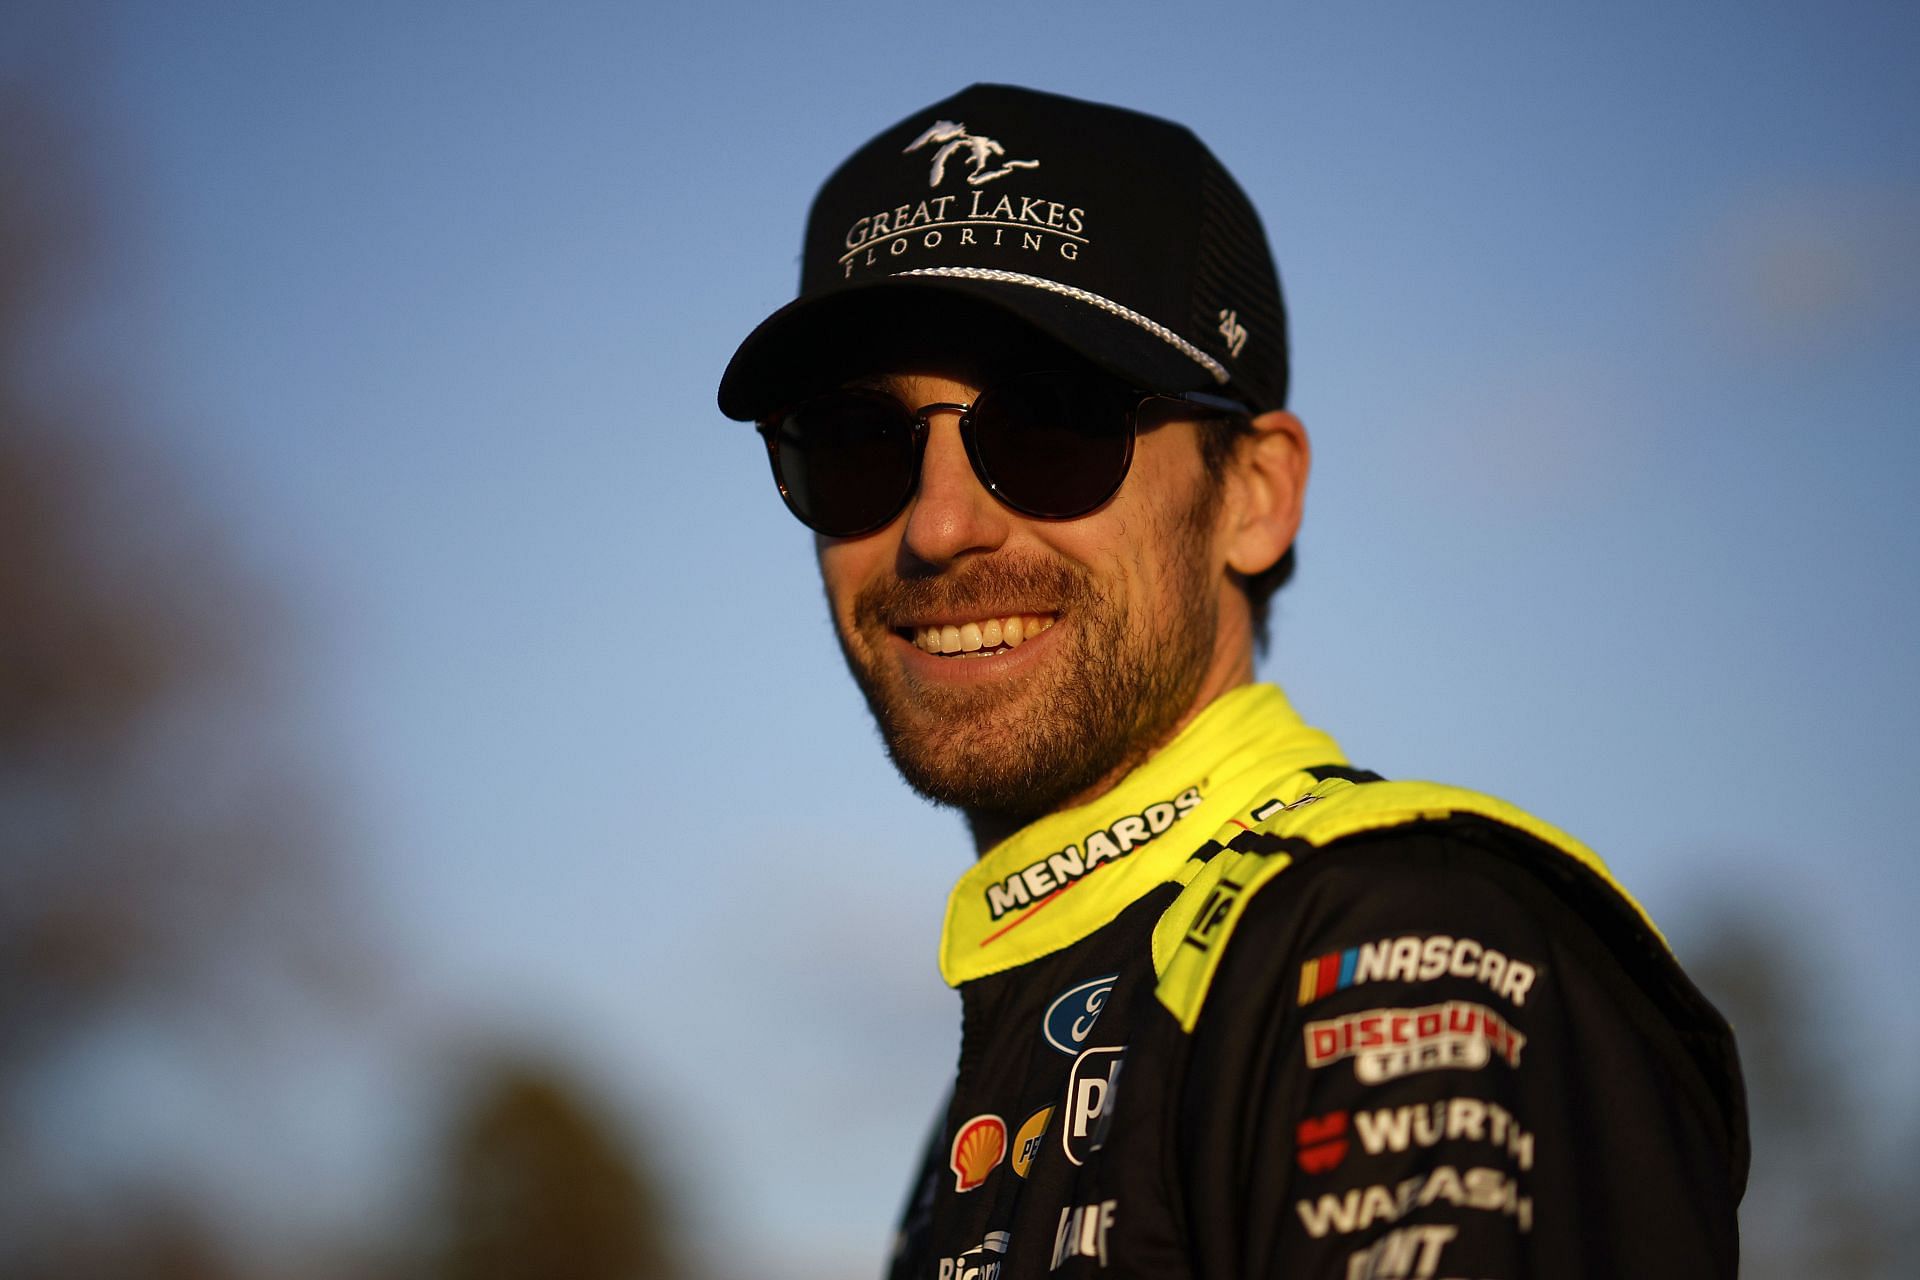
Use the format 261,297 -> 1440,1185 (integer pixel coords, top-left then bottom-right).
986,788 -> 1203,919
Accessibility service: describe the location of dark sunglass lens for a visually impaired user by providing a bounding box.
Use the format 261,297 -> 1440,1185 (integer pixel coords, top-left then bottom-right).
970,373 -> 1134,518
770,392 -> 918,536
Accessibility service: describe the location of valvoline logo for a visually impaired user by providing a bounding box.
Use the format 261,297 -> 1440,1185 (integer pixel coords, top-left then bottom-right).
1043,974 -> 1118,1056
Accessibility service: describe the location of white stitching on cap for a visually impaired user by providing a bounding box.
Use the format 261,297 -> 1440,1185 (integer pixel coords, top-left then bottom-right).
894,267 -> 1230,385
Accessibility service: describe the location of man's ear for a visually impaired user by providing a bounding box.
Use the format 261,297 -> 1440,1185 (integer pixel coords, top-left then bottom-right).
1222,409 -> 1310,577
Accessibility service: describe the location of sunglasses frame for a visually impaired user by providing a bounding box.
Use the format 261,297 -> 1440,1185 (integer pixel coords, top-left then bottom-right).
757,371 -> 1253,539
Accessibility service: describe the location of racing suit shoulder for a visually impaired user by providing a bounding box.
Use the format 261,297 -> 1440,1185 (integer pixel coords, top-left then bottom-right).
1151,775 -> 1659,1031
1150,783 -> 1747,1278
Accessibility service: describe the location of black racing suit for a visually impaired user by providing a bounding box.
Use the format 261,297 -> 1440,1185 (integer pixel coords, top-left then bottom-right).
886,684 -> 1746,1279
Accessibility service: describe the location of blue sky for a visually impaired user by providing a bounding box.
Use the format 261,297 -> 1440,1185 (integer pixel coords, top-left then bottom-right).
10,1 -> 1918,1273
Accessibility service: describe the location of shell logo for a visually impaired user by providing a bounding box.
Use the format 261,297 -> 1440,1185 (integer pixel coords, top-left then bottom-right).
949,1113 -> 1008,1192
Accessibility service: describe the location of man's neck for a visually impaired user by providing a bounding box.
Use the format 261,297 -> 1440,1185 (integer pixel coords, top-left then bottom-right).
964,808 -> 1031,854
963,663 -> 1257,855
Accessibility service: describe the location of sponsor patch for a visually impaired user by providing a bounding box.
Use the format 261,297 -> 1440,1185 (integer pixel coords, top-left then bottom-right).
1303,1001 -> 1525,1083
938,1230 -> 1011,1280
950,1114 -> 1007,1193
1353,1097 -> 1535,1172
1296,1111 -> 1350,1174
1062,1046 -> 1124,1166
840,120 -> 1082,283
1295,1165 -> 1532,1238
1344,1223 -> 1459,1280
1050,1200 -> 1117,1270
984,788 -> 1202,922
1183,878 -> 1240,952
1297,934 -> 1538,1007
1043,974 -> 1117,1055
1012,1106 -> 1054,1178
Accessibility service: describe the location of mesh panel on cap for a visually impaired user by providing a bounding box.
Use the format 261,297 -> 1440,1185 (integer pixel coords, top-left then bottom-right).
1192,149 -> 1288,409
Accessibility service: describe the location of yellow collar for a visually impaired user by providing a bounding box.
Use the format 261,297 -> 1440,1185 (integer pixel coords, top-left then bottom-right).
940,683 -> 1344,986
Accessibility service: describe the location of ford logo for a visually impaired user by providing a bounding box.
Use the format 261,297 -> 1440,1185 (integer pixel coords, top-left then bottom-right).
1043,974 -> 1118,1056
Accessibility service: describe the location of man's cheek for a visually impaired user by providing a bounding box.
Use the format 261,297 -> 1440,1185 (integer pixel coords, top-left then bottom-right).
818,543 -> 872,602
814,562 -> 857,627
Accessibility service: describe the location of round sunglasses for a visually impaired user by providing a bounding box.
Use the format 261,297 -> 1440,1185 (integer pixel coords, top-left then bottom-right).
757,370 -> 1251,538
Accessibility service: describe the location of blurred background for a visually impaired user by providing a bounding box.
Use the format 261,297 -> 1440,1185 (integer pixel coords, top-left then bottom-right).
2,2 -> 1915,1277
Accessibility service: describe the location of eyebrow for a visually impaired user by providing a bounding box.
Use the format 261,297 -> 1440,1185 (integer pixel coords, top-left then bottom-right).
840,359 -> 1005,397
841,372 -> 904,394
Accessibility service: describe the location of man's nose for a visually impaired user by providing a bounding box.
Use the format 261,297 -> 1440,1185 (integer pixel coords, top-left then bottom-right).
898,413 -> 1010,568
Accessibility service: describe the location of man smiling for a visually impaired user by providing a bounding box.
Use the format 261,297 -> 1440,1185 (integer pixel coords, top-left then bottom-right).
719,84 -> 1746,1279
820,360 -> 1290,840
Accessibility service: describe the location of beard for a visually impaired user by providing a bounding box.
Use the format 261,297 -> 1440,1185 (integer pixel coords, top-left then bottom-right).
831,489 -> 1221,826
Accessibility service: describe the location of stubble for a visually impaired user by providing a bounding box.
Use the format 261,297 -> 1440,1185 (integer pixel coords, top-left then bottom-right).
833,489 -> 1221,828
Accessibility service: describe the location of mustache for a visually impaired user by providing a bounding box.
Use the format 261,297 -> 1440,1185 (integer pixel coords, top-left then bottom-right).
853,557 -> 1093,628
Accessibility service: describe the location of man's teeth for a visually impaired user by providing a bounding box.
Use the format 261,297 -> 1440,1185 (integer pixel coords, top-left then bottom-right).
911,614 -> 1056,655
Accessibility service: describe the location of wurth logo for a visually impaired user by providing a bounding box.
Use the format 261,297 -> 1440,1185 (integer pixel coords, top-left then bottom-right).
1353,1097 -> 1536,1171
1295,1111 -> 1350,1173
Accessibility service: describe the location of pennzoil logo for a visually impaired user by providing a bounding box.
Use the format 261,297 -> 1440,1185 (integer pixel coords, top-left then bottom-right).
985,788 -> 1202,921
1012,1106 -> 1054,1178
949,1114 -> 1008,1192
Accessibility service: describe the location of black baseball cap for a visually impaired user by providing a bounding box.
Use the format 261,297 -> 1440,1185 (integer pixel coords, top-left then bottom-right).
717,84 -> 1288,421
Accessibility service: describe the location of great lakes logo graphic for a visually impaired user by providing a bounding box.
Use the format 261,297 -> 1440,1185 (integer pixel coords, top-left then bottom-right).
1042,974 -> 1117,1056
949,1114 -> 1008,1193
903,120 -> 1040,187
838,117 -> 1089,279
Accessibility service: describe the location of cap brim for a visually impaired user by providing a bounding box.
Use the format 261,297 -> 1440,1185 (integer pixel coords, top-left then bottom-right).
716,276 -> 1220,422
